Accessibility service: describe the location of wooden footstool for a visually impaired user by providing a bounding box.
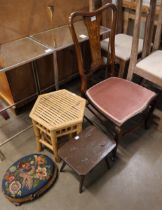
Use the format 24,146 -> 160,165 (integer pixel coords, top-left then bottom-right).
30,90 -> 86,162
58,125 -> 116,193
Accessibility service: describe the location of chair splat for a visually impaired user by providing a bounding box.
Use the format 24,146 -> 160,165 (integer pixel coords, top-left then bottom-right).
84,15 -> 104,70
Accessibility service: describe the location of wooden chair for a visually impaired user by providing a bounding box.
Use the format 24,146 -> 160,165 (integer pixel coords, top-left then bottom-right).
100,0 -> 148,78
128,0 -> 162,80
127,0 -> 162,130
69,3 -> 157,155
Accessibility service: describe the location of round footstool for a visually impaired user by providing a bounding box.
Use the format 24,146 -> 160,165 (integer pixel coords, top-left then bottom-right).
2,154 -> 58,205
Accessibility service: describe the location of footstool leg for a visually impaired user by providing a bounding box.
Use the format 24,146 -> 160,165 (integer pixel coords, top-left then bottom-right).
60,161 -> 67,172
111,147 -> 117,161
104,156 -> 110,169
79,175 -> 85,193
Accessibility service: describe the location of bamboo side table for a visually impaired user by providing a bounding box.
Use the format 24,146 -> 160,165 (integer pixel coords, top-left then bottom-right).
30,89 -> 86,161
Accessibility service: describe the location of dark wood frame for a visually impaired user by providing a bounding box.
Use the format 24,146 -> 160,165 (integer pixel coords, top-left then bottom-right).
69,3 -> 117,95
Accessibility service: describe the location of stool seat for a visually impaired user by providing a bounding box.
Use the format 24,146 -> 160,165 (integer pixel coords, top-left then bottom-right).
2,154 -> 58,205
59,125 -> 116,192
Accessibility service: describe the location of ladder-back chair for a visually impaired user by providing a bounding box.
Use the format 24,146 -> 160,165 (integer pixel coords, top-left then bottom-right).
128,0 -> 162,82
127,0 -> 162,130
69,3 -> 157,154
101,0 -> 149,78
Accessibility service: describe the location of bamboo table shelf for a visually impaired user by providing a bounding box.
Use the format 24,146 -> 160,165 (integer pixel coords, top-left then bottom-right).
30,89 -> 86,162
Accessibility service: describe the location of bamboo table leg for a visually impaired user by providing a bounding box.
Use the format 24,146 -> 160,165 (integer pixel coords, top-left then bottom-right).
51,131 -> 60,162
32,120 -> 42,152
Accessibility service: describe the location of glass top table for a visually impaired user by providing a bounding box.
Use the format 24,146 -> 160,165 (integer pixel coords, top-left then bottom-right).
0,22 -> 110,161
30,21 -> 110,50
30,21 -> 110,89
0,37 -> 52,72
0,21 -> 110,90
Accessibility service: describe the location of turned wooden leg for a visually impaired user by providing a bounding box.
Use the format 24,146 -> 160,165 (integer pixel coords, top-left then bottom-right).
79,175 -> 85,193
144,99 -> 157,129
111,126 -> 122,161
60,161 -> 67,172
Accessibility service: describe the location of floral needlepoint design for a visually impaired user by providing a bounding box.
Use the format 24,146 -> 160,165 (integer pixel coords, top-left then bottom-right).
36,167 -> 47,180
35,155 -> 45,165
5,175 -> 15,183
9,181 -> 21,196
2,154 -> 57,203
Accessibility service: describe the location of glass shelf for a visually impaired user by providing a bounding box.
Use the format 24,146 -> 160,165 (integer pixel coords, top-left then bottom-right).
0,21 -> 110,73
31,21 -> 110,50
0,37 -> 51,72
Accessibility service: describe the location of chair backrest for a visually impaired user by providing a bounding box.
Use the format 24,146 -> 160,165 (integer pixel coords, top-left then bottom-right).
69,3 -> 117,95
93,0 -> 149,36
122,0 -> 150,36
89,0 -> 147,35
153,0 -> 162,50
141,0 -> 158,58
123,0 -> 136,34
89,0 -> 103,12
127,0 -> 160,80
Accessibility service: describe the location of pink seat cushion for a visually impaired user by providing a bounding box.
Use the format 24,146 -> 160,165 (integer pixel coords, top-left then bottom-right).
86,77 -> 156,126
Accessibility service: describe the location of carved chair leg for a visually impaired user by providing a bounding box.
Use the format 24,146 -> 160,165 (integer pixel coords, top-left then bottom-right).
111,126 -> 122,161
144,98 -> 157,129
114,126 -> 122,144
